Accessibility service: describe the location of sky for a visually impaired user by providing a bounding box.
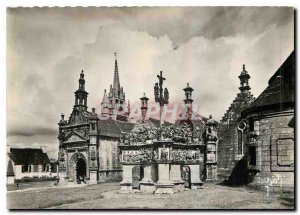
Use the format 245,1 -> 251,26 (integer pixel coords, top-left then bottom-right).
7,7 -> 294,159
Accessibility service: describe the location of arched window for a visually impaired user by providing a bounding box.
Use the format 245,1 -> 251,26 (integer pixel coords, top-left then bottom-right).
237,120 -> 246,155
237,130 -> 243,155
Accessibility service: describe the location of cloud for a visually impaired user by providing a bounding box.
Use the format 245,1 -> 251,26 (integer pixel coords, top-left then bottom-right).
7,127 -> 57,137
7,7 -> 294,159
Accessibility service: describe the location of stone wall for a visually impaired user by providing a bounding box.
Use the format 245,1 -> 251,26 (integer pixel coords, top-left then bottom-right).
250,111 -> 294,187
217,123 -> 239,170
98,137 -> 122,182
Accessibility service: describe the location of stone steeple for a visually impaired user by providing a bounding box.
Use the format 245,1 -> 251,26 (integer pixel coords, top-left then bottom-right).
113,52 -> 120,91
103,52 -> 127,121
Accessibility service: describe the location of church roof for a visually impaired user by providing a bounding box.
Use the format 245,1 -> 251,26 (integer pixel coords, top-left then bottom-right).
97,119 -> 135,138
148,118 -> 173,127
116,120 -> 136,132
243,51 -> 295,114
175,111 -> 208,127
8,148 -> 50,165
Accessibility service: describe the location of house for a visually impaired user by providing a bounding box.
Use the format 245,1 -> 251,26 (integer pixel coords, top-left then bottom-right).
6,147 -> 53,184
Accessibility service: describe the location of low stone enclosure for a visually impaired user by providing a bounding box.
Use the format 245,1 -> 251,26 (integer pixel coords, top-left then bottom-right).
118,123 -> 218,194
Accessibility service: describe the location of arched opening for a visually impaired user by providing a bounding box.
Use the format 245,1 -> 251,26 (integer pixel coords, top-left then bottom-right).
181,165 -> 191,189
76,158 -> 86,182
132,166 -> 144,189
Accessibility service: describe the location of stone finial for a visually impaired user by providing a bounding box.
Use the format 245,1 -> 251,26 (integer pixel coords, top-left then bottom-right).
209,114 -> 212,119
243,64 -> 245,71
61,113 -> 64,120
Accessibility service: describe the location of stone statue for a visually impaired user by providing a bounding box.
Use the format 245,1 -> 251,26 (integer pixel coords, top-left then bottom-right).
160,145 -> 168,161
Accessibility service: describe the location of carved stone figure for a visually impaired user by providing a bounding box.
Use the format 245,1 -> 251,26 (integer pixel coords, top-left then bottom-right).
160,145 -> 168,161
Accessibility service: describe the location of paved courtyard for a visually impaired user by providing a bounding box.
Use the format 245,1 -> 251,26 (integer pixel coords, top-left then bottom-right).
7,182 -> 294,209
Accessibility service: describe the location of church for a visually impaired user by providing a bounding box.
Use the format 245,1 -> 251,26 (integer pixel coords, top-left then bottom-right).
57,54 -> 135,184
57,54 -> 218,186
217,51 -> 295,189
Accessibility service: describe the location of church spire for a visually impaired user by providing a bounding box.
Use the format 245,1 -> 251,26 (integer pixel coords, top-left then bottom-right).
113,52 -> 120,91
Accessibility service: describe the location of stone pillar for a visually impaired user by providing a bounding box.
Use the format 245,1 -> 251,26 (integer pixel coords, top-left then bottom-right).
140,164 -> 156,193
205,115 -> 218,181
170,164 -> 185,192
189,165 -> 203,189
120,165 -> 133,191
155,163 -> 174,194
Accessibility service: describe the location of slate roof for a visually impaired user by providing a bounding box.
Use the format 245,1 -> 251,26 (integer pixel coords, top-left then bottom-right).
97,119 -> 135,138
8,148 -> 50,165
148,118 -> 173,127
243,51 -> 295,114
115,120 -> 136,132
175,111 -> 208,127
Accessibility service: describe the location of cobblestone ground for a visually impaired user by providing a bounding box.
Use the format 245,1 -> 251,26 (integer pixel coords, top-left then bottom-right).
7,182 -> 294,209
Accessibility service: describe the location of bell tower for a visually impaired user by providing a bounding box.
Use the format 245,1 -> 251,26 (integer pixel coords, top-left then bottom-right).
105,52 -> 127,120
74,70 -> 88,110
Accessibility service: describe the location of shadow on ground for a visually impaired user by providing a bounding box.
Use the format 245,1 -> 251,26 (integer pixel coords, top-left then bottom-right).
218,155 -> 259,187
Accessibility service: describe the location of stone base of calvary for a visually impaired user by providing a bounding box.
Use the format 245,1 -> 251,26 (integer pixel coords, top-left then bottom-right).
118,118 -> 218,194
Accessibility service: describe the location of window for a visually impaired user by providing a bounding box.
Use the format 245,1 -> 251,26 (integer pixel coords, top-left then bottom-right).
33,165 -> 39,172
208,127 -> 212,134
237,130 -> 243,155
249,146 -> 256,165
42,164 -> 47,172
249,118 -> 254,131
22,165 -> 31,173
254,120 -> 260,134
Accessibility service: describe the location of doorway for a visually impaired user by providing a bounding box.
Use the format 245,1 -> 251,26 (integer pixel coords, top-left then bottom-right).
132,166 -> 144,189
76,158 -> 86,182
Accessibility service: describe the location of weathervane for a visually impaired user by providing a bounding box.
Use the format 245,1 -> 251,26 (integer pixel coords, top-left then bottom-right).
154,71 -> 169,126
